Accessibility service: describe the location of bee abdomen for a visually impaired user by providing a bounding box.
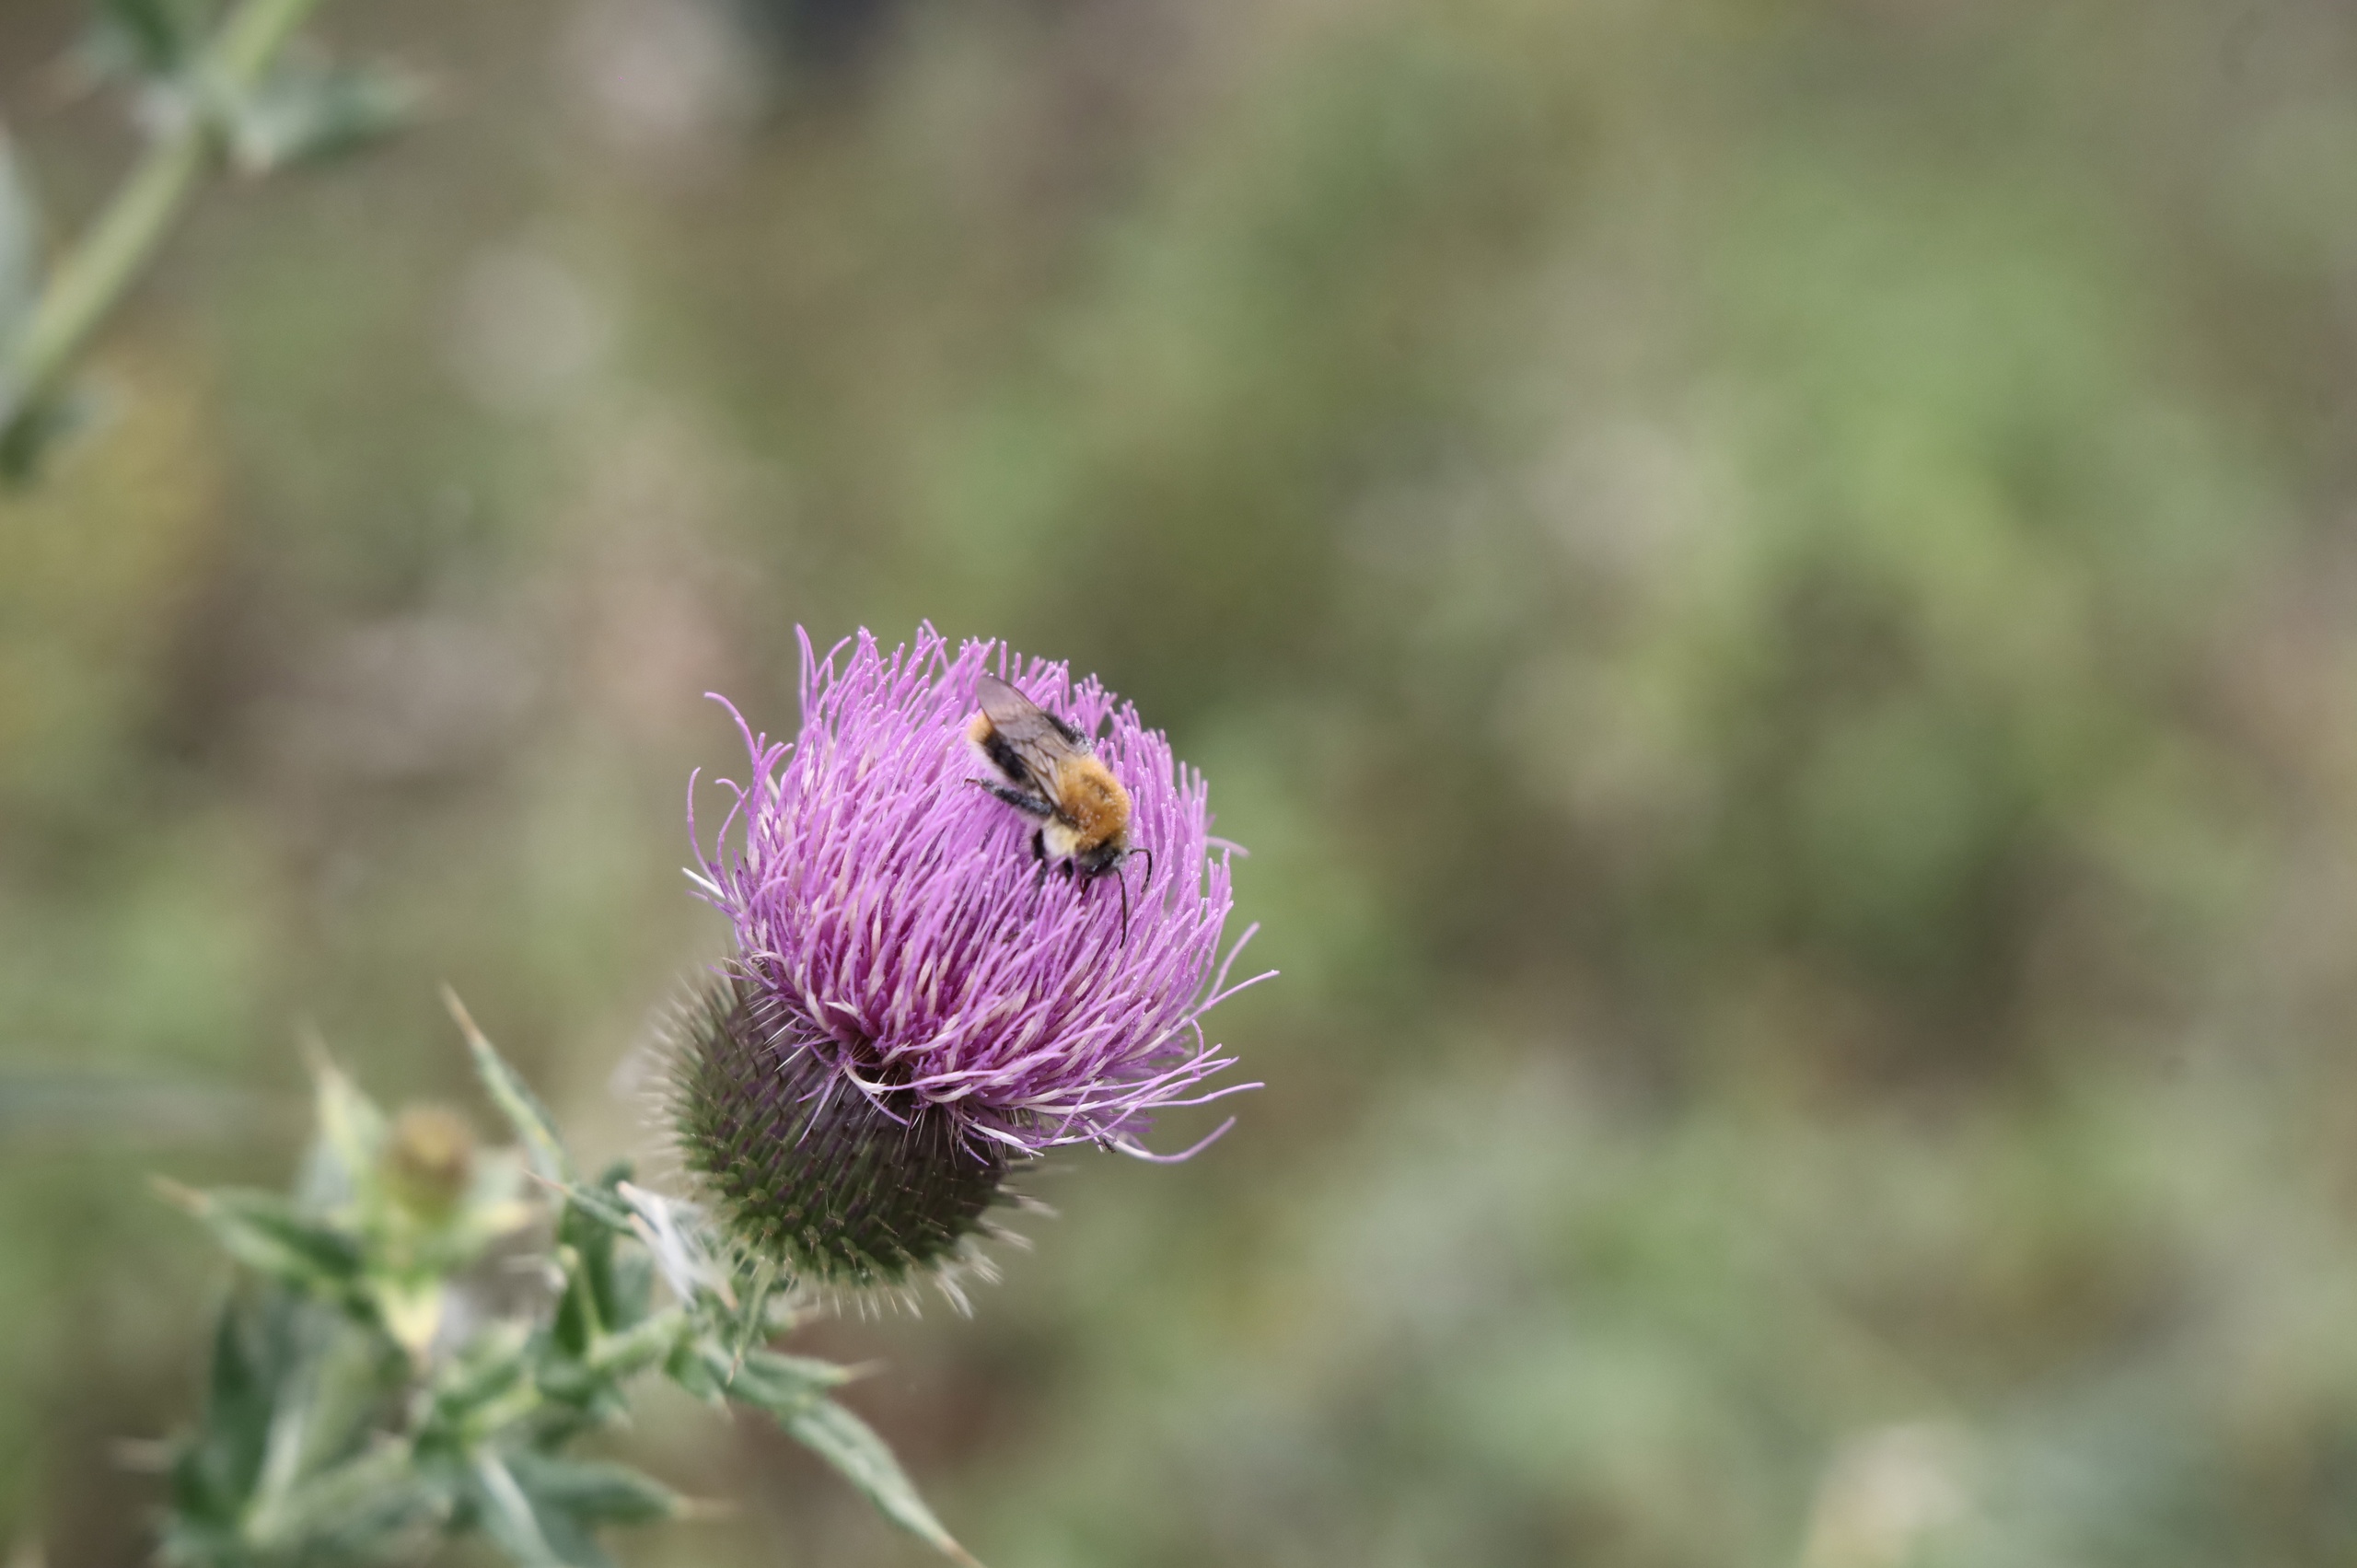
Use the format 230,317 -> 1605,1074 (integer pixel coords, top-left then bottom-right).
969,717 -> 1038,794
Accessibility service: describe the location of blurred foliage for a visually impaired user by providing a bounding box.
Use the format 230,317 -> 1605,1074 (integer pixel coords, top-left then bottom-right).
0,0 -> 416,479
161,1002 -> 971,1567
9,0 -> 2357,1564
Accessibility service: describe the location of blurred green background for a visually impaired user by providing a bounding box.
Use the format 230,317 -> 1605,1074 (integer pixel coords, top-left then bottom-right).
9,0 -> 2357,1562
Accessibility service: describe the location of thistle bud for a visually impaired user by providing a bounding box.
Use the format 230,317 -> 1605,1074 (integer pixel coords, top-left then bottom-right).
668,974 -> 1007,1286
380,1103 -> 476,1221
671,626 -> 1269,1293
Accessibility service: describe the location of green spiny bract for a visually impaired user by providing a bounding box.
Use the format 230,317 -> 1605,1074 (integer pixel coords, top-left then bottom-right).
668,973 -> 1012,1292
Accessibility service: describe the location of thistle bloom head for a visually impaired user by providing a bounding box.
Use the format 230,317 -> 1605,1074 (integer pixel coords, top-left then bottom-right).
668,625 -> 1266,1292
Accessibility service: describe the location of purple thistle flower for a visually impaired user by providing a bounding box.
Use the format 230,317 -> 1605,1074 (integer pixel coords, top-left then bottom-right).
668,625 -> 1268,1289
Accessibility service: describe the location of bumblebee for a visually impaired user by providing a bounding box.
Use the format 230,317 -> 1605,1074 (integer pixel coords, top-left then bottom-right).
966,673 -> 1150,924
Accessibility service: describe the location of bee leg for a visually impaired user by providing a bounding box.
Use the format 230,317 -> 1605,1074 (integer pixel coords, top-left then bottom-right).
970,778 -> 1056,818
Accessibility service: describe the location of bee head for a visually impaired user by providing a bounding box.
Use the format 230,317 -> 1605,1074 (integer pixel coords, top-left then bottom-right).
1074,838 -> 1131,879
1081,842 -> 1155,946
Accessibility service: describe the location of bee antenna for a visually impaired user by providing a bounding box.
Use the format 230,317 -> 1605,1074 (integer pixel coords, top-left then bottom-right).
1133,846 -> 1155,890
1117,866 -> 1132,947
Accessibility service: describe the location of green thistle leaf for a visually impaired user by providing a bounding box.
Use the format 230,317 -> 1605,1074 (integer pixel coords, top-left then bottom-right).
578,1308 -> 691,1382
726,1346 -> 860,1411
470,1452 -> 678,1568
229,60 -> 423,174
169,1294 -> 299,1528
163,1184 -> 364,1289
300,1047 -> 388,1209
241,1444 -> 448,1562
84,0 -> 215,79
552,1163 -> 650,1354
470,1452 -> 580,1568
447,988 -> 575,1190
663,1337 -> 726,1404
424,1320 -> 535,1437
503,1454 -> 682,1527
774,1399 -> 981,1566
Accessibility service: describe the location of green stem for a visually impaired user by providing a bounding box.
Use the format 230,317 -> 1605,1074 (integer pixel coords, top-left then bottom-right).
1,129 -> 206,427
0,0 -> 333,438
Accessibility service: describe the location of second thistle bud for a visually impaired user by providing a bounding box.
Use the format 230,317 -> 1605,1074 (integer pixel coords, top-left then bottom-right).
381,1103 -> 476,1222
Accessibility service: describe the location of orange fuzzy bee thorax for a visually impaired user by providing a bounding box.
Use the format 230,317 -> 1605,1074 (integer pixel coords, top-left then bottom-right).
1052,754 -> 1132,846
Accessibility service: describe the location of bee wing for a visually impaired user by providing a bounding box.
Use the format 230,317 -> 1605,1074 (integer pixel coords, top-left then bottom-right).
973,672 -> 1091,790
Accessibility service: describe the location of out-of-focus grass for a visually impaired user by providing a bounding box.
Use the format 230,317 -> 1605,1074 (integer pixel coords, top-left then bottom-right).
9,0 -> 2357,1563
